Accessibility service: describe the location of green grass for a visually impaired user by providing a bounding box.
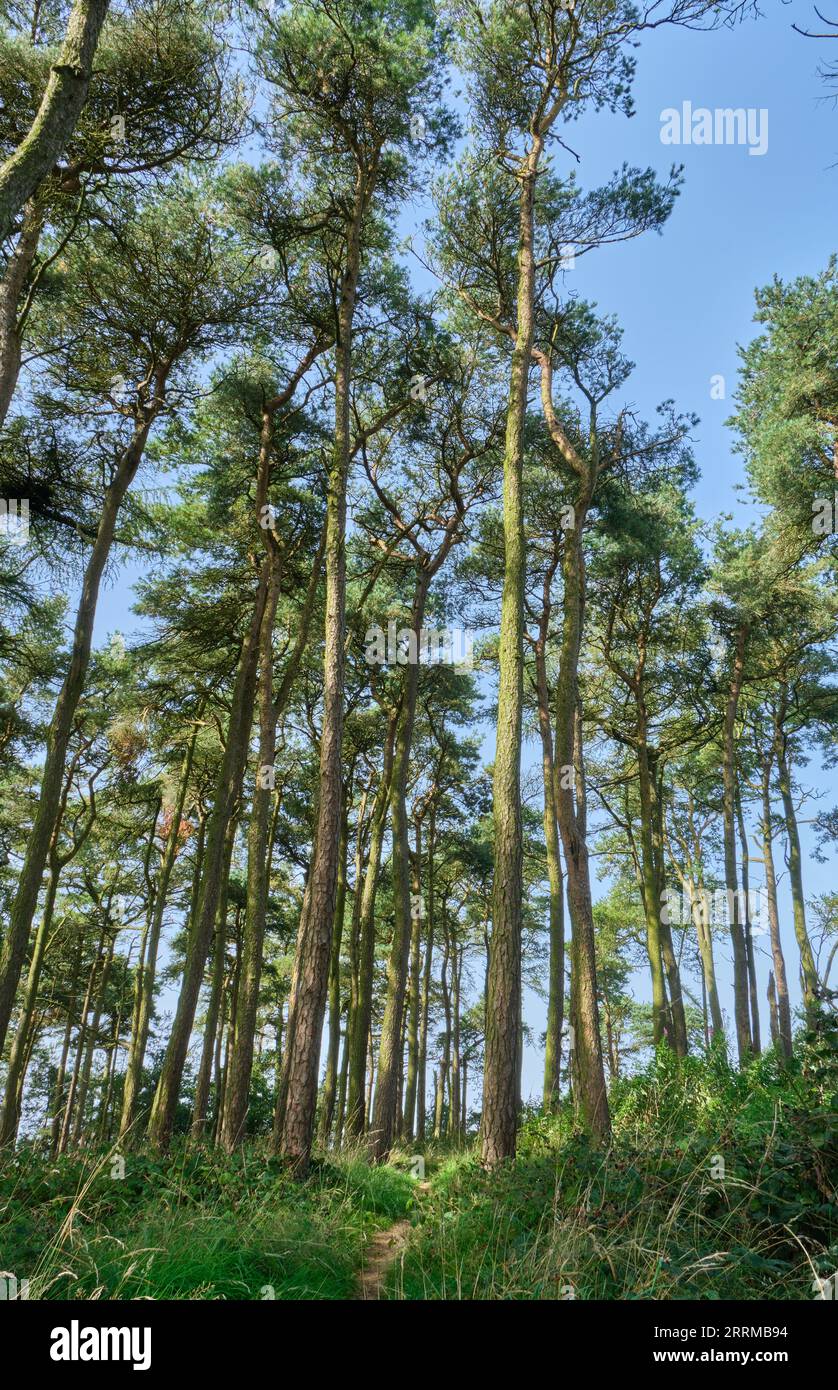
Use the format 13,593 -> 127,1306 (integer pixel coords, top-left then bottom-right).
2,1030 -> 835,1301
0,1143 -> 415,1300
388,1038 -> 838,1300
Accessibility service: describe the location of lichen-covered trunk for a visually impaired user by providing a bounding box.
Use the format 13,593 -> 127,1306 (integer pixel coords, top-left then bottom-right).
482,140 -> 541,1167
402,818 -> 423,1140
0,200 -> 42,427
535,638 -> 564,1111
0,0 -> 110,243
554,515 -> 610,1144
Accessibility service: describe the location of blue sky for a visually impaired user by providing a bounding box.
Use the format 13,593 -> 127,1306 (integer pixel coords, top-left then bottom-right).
88,2 -> 838,1104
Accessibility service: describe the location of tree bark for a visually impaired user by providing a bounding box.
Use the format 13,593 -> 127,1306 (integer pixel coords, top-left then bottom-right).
722,621 -> 753,1060
0,0 -> 110,243
482,136 -> 542,1167
760,755 -> 793,1058
277,171 -> 367,1173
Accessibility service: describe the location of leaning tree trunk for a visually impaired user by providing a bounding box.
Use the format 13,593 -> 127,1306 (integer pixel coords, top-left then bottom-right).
0,199 -> 43,426
0,0 -> 110,243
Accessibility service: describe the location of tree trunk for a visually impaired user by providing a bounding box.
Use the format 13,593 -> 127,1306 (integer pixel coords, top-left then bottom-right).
0,0 -> 110,243
317,796 -> 350,1148
736,783 -> 761,1053
722,621 -> 753,1061
553,512 -> 610,1144
0,199 -> 43,426
148,560 -> 268,1149
345,709 -> 397,1137
535,618 -> 565,1111
402,818 -> 423,1140
0,419 -> 155,1057
760,757 -> 793,1058
776,728 -> 819,1019
120,731 -> 198,1141
482,137 -> 543,1167
277,168 -> 369,1172
371,576 -> 430,1161
191,817 -> 235,1141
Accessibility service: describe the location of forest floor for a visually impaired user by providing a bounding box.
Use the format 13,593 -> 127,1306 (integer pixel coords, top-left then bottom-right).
1,1043 -> 836,1300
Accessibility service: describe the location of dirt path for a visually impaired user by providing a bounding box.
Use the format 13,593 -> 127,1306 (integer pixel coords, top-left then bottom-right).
354,1181 -> 430,1300
354,1218 -> 412,1300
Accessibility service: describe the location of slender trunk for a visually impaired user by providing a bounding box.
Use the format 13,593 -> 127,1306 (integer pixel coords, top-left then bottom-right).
736,783 -> 761,1053
191,817 -> 235,1140
50,934 -> 82,1154
450,945 -> 461,1142
345,710 -> 397,1137
70,931 -> 114,1146
535,621 -> 565,1111
0,854 -> 60,1144
553,513 -> 610,1143
722,621 -> 752,1061
220,543 -> 282,1151
371,576 -> 430,1161
402,818 -> 423,1141
482,138 -> 542,1167
0,419 -> 154,1056
120,731 -> 198,1141
318,797 -> 350,1148
278,172 -> 369,1172
760,757 -> 793,1058
58,926 -> 104,1153
148,562 -> 268,1149
416,808 -> 435,1146
776,731 -> 819,1018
